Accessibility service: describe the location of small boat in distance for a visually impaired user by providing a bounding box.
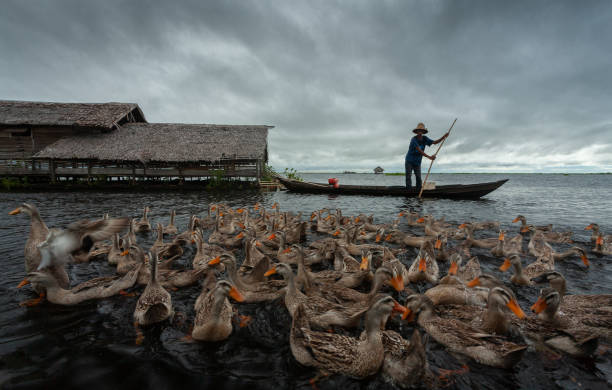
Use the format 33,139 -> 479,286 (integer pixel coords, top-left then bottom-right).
277,176 -> 508,199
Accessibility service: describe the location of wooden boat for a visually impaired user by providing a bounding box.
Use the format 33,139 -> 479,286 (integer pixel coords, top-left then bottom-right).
277,176 -> 508,199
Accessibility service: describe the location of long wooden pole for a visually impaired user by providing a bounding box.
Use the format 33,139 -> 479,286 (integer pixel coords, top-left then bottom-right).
418,118 -> 457,198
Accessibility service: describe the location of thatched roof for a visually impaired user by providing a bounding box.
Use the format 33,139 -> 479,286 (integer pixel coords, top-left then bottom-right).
0,100 -> 146,129
34,123 -> 272,163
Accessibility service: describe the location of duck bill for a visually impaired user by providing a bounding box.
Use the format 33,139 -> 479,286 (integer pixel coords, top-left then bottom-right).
448,261 -> 458,275
235,232 -> 244,239
530,297 -> 547,314
9,208 -> 21,215
416,217 -> 425,223
392,302 -> 408,316
236,208 -> 244,214
238,223 -> 245,229
507,299 -> 526,319
580,254 -> 590,267
267,233 -> 276,240
401,307 -> 415,322
360,256 -> 369,271
499,258 -> 512,272
466,277 -> 480,288
255,241 -> 262,247
17,278 -> 30,288
418,258 -> 426,272
596,236 -> 604,245
264,267 -> 277,277
332,230 -> 341,237
375,234 -> 381,243
229,286 -> 245,302
310,213 -> 316,221
355,217 -> 360,223
120,250 -> 129,256
384,234 -> 392,242
208,256 -> 221,265
398,211 -> 405,217
512,217 -> 520,223
434,239 -> 442,249
458,223 -> 466,229
282,247 -> 292,254
520,226 -> 529,233
584,224 -> 593,230
498,232 -> 505,241
390,275 -> 404,292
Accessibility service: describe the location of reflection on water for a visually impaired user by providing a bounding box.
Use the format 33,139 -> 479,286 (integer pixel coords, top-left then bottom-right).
1,173 -> 611,389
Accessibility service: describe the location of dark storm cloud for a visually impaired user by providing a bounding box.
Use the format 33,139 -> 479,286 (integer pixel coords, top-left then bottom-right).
1,0 -> 611,172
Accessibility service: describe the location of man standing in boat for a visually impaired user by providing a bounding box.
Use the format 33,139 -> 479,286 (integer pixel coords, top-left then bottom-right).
405,123 -> 449,191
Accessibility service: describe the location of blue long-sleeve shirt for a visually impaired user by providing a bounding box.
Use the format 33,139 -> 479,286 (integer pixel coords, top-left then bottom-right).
405,135 -> 433,165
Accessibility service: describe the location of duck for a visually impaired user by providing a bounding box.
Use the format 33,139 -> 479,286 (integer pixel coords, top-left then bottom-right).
209,254 -> 284,303
150,223 -> 183,264
552,246 -> 590,267
385,229 -> 432,248
121,218 -> 137,246
163,209 -> 178,235
289,296 -> 406,379
440,253 -> 481,285
191,280 -> 245,342
117,242 -> 147,275
531,271 -> 612,342
500,253 -> 554,286
21,265 -> 141,305
381,330 -> 429,388
265,263 -> 361,327
513,215 -> 552,232
424,282 -> 489,306
134,206 -> 151,233
585,223 -> 612,243
407,240 -> 439,284
523,224 -> 572,244
133,251 -> 174,326
593,233 -> 612,256
524,287 -> 600,357
433,233 -> 450,262
107,233 -> 124,266
9,203 -> 69,305
402,290 -> 527,369
174,215 -> 199,246
490,230 -> 509,257
459,223 -> 498,249
36,217 -> 130,270
525,227 -> 553,258
192,230 -> 227,270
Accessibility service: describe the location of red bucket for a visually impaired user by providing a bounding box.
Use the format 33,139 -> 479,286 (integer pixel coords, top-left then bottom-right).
328,178 -> 339,185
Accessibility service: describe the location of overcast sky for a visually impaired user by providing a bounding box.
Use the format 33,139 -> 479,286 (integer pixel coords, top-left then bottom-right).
1,1 -> 611,172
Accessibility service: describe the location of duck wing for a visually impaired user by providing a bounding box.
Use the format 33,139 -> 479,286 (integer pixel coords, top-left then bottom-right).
67,217 -> 130,252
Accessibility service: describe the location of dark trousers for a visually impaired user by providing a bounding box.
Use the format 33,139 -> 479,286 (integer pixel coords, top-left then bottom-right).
405,162 -> 422,190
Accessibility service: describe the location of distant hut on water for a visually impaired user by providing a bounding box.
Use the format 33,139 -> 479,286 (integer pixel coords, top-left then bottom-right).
374,166 -> 384,174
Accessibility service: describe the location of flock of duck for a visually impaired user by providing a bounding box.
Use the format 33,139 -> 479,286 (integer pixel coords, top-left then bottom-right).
9,202 -> 612,387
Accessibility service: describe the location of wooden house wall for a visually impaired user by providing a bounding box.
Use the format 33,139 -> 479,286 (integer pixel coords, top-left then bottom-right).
0,126 -> 102,160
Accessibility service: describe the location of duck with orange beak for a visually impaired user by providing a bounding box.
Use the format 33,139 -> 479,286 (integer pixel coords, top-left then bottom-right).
525,287 -> 601,357
191,280 -> 245,342
407,241 -> 439,284
439,253 -> 481,285
530,271 -> 612,342
593,233 -> 612,255
9,203 -> 70,306
289,296 -> 407,379
402,293 -> 527,368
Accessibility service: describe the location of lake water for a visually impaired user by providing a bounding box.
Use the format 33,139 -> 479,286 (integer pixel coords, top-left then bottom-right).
1,173 -> 611,389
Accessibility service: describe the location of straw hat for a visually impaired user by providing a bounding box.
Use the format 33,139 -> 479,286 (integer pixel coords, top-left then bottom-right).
413,123 -> 428,134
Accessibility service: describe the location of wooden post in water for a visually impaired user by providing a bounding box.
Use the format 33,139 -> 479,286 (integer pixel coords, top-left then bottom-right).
418,118 -> 457,198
